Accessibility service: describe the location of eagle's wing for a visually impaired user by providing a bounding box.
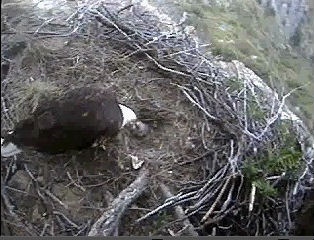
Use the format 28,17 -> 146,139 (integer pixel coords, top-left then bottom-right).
37,110 -> 56,130
13,87 -> 123,153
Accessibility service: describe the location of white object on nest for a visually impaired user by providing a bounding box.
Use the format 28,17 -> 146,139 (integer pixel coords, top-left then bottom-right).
1,138 -> 22,157
129,154 -> 144,170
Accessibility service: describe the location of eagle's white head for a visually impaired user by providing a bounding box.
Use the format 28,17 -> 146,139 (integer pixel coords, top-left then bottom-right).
119,104 -> 137,128
1,131 -> 22,158
118,104 -> 149,137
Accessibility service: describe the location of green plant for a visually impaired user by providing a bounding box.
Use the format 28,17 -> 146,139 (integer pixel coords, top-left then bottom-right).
242,121 -> 304,198
254,179 -> 278,197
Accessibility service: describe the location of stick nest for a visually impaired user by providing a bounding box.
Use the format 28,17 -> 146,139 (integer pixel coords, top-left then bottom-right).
1,0 -> 313,236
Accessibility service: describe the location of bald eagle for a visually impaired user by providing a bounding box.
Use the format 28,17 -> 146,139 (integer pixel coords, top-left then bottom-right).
1,86 -> 147,157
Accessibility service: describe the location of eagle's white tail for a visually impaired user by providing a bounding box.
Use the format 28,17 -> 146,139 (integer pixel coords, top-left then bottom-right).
1,138 -> 22,157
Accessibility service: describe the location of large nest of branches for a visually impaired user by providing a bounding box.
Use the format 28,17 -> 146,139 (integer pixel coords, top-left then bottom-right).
1,0 -> 313,236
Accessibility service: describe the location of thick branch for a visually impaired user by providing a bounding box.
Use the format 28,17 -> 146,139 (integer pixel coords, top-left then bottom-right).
88,167 -> 149,236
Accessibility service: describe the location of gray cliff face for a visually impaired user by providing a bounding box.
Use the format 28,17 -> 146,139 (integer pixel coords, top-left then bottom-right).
260,0 -> 308,39
259,0 -> 313,59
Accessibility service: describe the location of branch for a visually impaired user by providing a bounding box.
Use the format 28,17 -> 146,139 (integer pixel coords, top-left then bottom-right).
88,167 -> 149,236
159,183 -> 198,236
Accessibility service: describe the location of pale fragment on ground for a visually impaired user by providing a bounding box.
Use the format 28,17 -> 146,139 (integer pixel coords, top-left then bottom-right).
130,154 -> 144,170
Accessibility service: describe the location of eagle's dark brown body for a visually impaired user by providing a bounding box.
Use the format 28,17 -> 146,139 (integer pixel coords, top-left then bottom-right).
5,86 -> 123,154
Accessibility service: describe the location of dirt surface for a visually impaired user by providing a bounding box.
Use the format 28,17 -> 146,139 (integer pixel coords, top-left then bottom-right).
1,1 -> 210,236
